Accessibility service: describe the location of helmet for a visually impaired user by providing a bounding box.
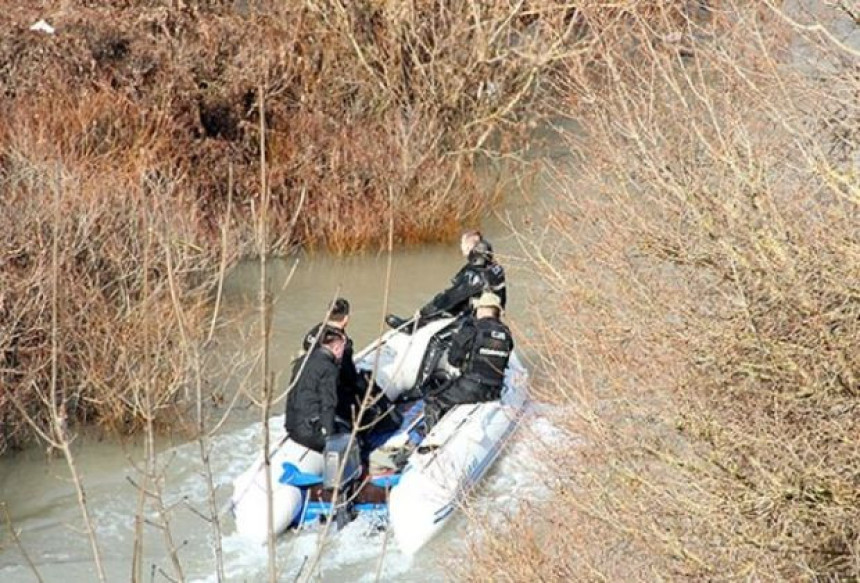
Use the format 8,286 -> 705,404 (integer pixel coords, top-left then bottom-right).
474,291 -> 502,310
468,239 -> 492,266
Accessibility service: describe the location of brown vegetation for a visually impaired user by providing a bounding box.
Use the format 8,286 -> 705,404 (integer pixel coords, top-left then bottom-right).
0,1 -> 572,453
4,0 -> 858,579
455,1 -> 860,581
0,0 -> 559,251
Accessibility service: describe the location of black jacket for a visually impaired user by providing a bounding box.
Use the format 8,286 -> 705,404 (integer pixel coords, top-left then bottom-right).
284,346 -> 339,450
302,323 -> 365,422
448,316 -> 514,388
485,261 -> 507,308
420,259 -> 507,319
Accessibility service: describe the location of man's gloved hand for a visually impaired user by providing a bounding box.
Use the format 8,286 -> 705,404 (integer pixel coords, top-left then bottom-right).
385,313 -> 404,329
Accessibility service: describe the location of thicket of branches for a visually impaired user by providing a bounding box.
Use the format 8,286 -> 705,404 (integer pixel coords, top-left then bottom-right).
457,1 -> 860,580
0,0 -> 572,453
4,0 -> 859,580
1,0 -> 565,251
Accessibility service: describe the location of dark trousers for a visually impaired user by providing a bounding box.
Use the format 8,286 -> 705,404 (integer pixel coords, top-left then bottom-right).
424,377 -> 500,431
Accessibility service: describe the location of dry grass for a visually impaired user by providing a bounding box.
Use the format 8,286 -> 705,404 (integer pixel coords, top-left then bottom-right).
0,1 -> 577,451
0,164 -> 226,447
4,0 -> 857,579
454,1 -> 860,581
0,0 -> 564,251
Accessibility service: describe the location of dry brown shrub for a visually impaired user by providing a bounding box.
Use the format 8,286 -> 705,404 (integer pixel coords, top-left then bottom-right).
0,2 -> 571,449
0,1 -> 564,251
0,161 -> 229,451
455,1 -> 860,581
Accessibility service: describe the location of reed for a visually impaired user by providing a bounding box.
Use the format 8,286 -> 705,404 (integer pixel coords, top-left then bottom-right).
0,0 -> 570,450
455,1 -> 860,580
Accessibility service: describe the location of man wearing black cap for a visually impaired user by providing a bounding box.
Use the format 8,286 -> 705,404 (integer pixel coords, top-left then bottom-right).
301,298 -> 401,438
424,291 -> 513,431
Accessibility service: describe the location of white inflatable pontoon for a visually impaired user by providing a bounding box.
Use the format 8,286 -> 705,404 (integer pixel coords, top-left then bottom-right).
229,317 -> 529,554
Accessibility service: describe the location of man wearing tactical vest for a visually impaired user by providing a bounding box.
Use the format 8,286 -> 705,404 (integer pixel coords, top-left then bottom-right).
385,229 -> 507,332
423,291 -> 514,431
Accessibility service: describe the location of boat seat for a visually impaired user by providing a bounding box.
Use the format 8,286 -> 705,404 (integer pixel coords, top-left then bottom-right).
279,462 -> 323,487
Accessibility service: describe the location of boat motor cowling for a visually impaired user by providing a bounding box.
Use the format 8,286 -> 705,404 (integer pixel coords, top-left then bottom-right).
322,433 -> 361,490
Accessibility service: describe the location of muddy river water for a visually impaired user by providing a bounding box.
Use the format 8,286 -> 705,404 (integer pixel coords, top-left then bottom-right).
0,179 -> 565,582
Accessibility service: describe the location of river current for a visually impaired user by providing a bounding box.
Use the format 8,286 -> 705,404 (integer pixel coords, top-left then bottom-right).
0,192 -> 566,581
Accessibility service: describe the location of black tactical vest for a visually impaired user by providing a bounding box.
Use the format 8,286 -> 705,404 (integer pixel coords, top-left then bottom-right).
464,318 -> 513,387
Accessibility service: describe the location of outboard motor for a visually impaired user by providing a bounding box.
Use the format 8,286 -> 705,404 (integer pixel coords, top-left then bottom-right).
415,327 -> 455,392
323,433 -> 362,528
323,433 -> 362,489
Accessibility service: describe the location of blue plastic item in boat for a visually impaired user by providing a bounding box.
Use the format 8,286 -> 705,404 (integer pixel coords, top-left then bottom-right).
370,473 -> 402,488
280,462 -> 323,487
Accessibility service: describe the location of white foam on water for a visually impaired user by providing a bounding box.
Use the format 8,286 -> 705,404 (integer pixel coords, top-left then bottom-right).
181,406 -> 573,582
296,515 -> 416,581
0,565 -> 27,578
190,530 -> 269,583
0,404 -> 571,582
190,516 -> 416,583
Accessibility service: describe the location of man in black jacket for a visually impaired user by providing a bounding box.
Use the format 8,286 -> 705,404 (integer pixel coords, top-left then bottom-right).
424,291 -> 514,431
303,298 -> 401,435
284,328 -> 346,452
302,298 -> 365,424
385,229 -> 507,331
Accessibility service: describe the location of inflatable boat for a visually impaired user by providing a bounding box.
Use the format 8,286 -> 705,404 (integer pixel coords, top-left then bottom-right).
229,317 -> 529,554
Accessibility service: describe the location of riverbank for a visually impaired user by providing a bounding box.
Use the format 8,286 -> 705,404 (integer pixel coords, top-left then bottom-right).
4,1 -> 857,581
454,2 -> 860,580
1,1 -> 557,252
0,1 -> 572,453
